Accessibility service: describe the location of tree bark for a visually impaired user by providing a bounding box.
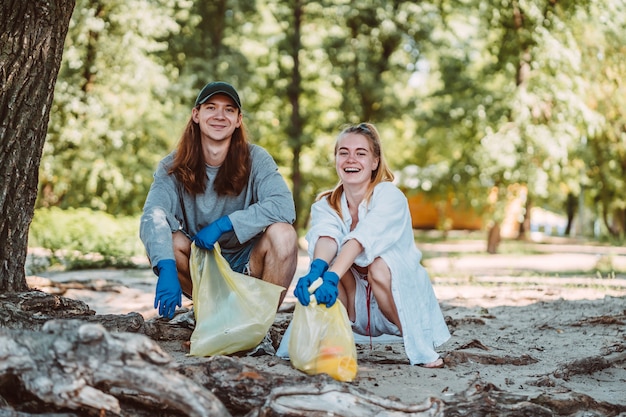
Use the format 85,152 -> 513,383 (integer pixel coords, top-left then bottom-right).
0,0 -> 76,292
0,319 -> 231,417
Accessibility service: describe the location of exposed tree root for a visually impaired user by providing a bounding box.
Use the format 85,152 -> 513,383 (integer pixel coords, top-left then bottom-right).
443,351 -> 539,367
2,291 -> 626,416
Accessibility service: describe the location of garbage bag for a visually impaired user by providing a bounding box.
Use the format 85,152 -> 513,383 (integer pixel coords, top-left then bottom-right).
288,279 -> 357,381
189,243 -> 284,356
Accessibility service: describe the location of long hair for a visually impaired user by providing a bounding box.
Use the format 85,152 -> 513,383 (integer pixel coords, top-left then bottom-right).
320,122 -> 394,217
168,106 -> 251,196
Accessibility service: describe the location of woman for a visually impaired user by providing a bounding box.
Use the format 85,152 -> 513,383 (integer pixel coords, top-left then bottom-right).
294,122 -> 450,367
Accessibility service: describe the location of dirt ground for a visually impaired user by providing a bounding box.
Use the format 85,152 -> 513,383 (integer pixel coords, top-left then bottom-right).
30,237 -> 626,412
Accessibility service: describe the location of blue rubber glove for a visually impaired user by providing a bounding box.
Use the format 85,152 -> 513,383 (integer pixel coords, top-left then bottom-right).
192,216 -> 233,250
154,259 -> 182,319
314,271 -> 339,308
294,259 -> 329,306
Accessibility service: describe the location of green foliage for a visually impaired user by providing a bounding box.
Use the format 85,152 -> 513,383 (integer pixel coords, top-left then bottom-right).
37,0 -> 626,243
40,0 -> 183,215
575,1 -> 626,237
404,0 -> 624,237
29,208 -> 144,270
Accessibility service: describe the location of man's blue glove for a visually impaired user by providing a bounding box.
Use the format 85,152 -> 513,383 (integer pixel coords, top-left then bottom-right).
294,259 -> 329,306
314,271 -> 339,308
154,259 -> 182,319
192,216 -> 233,250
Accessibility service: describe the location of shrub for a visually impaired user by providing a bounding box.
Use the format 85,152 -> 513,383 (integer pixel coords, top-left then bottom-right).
29,207 -> 145,270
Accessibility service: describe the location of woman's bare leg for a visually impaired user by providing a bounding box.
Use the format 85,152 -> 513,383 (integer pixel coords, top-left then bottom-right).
338,268 -> 357,321
367,257 -> 402,333
368,257 -> 443,368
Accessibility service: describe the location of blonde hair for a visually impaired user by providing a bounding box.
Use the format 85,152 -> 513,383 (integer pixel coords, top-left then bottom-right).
320,122 -> 394,217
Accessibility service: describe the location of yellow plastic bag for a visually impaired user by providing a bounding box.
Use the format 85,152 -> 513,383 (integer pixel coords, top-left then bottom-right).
189,243 -> 284,356
288,280 -> 358,381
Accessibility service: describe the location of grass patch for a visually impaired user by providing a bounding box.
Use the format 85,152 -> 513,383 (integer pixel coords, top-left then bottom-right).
29,207 -> 145,271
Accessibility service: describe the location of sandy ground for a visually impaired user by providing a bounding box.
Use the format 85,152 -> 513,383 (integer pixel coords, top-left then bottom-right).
31,239 -> 626,411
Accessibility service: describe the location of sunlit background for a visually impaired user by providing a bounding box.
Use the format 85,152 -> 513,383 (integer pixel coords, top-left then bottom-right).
28,0 -> 626,269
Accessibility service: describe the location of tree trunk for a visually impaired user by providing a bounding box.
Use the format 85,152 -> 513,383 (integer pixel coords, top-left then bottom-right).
0,0 -> 76,292
564,192 -> 576,236
287,0 -> 304,230
517,193 -> 531,240
486,222 -> 501,254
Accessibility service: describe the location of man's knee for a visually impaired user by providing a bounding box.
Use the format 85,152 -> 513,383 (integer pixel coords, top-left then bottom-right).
172,231 -> 191,271
264,223 -> 298,255
172,231 -> 191,254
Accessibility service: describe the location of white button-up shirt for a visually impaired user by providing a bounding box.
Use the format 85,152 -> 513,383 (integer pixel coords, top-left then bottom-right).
306,181 -> 450,364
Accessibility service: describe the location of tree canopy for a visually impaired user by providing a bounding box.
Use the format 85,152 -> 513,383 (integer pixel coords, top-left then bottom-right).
38,0 -> 626,239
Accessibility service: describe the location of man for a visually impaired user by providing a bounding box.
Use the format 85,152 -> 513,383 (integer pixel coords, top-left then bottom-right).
140,81 -> 298,320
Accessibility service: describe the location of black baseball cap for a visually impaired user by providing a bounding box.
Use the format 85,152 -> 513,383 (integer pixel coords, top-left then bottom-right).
194,81 -> 242,109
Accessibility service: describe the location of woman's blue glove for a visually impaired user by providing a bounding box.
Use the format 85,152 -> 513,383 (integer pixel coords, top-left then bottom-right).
192,216 -> 233,250
154,259 -> 182,319
314,271 -> 339,307
294,259 -> 329,306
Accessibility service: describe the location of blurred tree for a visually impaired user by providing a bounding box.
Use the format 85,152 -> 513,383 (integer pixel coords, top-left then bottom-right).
40,0 -> 181,215
33,0 -> 626,247
477,0 -> 589,249
322,2 -> 433,123
250,0 -> 308,229
409,0 -> 597,251
0,0 -> 75,291
248,0 -> 341,229
577,0 -> 626,238
261,1 -> 445,229
313,1 -> 442,226
159,0 -> 258,100
398,2 -> 498,231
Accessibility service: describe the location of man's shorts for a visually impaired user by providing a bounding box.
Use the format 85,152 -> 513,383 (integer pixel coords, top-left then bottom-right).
181,229 -> 257,275
222,238 -> 258,275
349,267 -> 401,337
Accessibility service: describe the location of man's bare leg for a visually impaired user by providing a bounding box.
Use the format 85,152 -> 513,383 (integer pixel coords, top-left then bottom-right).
172,231 -> 193,298
248,222 -> 298,306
